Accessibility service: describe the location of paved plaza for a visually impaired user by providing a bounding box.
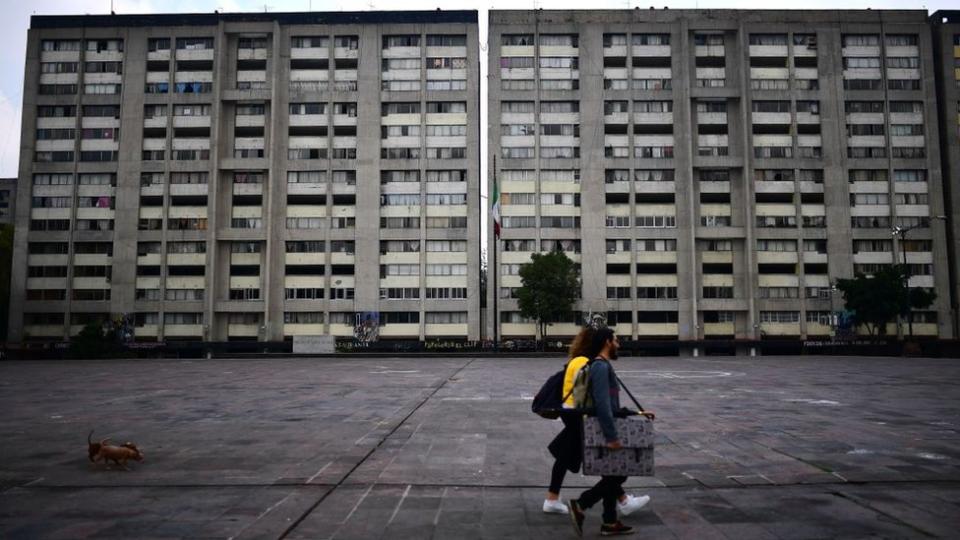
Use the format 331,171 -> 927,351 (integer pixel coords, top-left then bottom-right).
1,355 -> 959,539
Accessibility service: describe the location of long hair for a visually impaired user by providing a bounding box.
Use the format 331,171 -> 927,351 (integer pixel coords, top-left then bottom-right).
568,325 -> 597,359
586,327 -> 616,360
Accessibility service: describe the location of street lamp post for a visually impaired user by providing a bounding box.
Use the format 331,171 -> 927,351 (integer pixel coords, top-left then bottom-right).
891,215 -> 947,339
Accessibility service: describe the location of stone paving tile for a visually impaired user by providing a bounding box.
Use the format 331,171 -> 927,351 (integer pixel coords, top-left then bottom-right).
1,355 -> 959,538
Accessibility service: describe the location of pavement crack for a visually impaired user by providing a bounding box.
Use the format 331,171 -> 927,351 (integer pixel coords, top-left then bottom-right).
830,490 -> 937,538
275,357 -> 478,540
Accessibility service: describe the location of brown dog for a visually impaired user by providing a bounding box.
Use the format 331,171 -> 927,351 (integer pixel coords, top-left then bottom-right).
93,440 -> 145,470
87,430 -> 104,462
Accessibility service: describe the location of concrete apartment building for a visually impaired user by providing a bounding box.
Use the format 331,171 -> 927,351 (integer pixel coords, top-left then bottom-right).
7,10 -> 481,344
488,9 -> 954,344
931,11 -> 960,340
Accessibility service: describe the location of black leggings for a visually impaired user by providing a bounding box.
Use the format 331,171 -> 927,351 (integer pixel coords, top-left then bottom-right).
549,459 -> 567,493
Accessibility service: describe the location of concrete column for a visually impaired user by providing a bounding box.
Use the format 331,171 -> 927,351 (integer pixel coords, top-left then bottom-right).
112,28 -> 145,327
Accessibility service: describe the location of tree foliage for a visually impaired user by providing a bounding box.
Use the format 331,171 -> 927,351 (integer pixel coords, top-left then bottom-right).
835,265 -> 934,337
907,286 -> 937,334
516,249 -> 580,345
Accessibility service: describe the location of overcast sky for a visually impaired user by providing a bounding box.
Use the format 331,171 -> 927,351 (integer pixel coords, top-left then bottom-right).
1,0 -> 951,244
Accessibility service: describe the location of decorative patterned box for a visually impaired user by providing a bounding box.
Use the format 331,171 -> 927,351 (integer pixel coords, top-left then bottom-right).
581,416 -> 655,476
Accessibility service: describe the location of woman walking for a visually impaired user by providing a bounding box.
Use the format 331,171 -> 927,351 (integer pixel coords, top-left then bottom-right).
543,326 -> 648,520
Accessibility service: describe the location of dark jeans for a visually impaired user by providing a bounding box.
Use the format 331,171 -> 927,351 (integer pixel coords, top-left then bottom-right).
576,475 -> 627,524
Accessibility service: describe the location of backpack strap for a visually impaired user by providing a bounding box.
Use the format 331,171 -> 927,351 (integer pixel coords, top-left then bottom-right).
614,373 -> 644,412
560,357 -> 595,403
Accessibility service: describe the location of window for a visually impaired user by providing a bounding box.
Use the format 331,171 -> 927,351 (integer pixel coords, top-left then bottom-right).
501,34 -> 534,46
84,61 -> 122,74
426,170 -> 466,183
632,34 -> 670,46
541,239 -> 581,253
170,172 -> 208,185
426,125 -> 466,137
636,239 -> 677,252
604,34 -> 627,47
426,34 -> 466,47
333,103 -> 357,117
84,84 -> 121,95
845,101 -> 884,113
886,34 -> 918,46
383,35 -> 420,48
382,58 -> 421,71
41,40 -> 81,51
177,38 -> 213,50
842,35 -> 879,47
749,34 -> 787,46
426,102 -> 466,114
759,311 -> 800,323
752,101 -> 790,113
334,35 -> 358,49
893,170 -> 926,183
40,62 -> 78,74
380,288 -> 420,300
634,101 -> 672,113
425,312 -> 468,324
148,38 -> 170,51
635,216 -> 676,228
238,37 -> 266,50
37,106 -> 76,118
290,36 -> 330,49
501,102 -> 535,116
284,312 -> 324,324
843,57 -> 881,69
540,34 -> 578,48
540,101 -> 579,113
501,239 -> 536,252
85,39 -> 123,52
797,101 -> 820,115
694,34 -> 724,46
426,288 -> 467,299
164,312 -> 203,325
426,264 -> 467,276
757,240 -> 797,252
889,101 -> 923,113
635,169 -> 674,182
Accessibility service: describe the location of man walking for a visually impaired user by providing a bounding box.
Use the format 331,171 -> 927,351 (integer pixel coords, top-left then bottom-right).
567,327 -> 649,536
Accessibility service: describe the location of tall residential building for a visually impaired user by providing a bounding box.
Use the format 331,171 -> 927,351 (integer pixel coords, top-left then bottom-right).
488,9 -> 954,343
8,10 -> 481,343
931,10 -> 960,339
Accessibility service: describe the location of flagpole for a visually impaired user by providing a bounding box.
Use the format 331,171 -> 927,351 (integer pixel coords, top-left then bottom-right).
492,155 -> 499,350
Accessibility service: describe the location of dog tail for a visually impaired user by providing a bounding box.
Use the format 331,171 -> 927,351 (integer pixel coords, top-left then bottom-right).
88,430 -> 94,444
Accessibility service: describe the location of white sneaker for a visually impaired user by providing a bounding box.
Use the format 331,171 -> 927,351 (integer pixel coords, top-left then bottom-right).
618,494 -> 650,516
543,499 -> 570,514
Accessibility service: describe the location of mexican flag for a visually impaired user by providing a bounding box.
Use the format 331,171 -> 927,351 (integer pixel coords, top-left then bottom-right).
491,177 -> 501,239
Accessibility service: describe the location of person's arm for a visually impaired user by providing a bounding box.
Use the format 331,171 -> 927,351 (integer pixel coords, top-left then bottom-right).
590,361 -> 618,443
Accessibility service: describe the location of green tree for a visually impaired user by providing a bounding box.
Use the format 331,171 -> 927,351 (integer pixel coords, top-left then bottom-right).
71,322 -> 111,359
517,249 -> 580,347
907,286 -> 936,336
836,265 -> 910,337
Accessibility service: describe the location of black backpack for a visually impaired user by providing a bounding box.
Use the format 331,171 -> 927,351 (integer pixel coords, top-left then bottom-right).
531,364 -> 575,419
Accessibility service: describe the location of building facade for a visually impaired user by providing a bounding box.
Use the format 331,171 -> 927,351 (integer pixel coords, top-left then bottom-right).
8,11 -> 481,343
488,9 -> 954,342
931,11 -> 960,340
0,178 -> 15,225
